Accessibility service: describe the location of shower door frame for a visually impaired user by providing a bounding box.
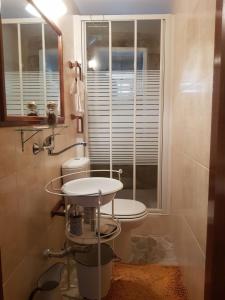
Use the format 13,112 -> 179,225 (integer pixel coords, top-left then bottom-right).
77,14 -> 172,213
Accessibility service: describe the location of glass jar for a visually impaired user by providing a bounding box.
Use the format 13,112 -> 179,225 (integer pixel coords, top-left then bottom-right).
27,101 -> 38,116
46,101 -> 58,126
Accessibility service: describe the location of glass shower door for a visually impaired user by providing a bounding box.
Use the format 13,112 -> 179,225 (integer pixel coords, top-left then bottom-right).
84,18 -> 164,209
136,20 -> 162,208
85,22 -> 111,178
111,21 -> 135,200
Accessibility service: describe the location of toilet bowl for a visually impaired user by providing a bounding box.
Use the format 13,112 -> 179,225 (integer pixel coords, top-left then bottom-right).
101,198 -> 148,262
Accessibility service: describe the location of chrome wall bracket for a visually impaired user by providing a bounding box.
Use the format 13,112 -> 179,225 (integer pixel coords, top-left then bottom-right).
16,128 -> 42,152
16,125 -> 68,152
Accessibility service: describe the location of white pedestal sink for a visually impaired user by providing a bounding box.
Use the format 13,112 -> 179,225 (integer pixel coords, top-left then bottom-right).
45,174 -> 123,300
62,177 -> 123,207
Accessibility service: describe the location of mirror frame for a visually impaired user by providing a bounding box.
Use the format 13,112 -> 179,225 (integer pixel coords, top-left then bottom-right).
0,0 -> 65,126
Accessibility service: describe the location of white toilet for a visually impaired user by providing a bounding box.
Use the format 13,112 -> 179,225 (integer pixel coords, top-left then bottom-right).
101,198 -> 148,262
61,157 -> 90,183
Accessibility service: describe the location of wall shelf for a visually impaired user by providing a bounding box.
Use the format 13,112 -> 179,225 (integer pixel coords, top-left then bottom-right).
65,217 -> 121,245
16,124 -> 68,152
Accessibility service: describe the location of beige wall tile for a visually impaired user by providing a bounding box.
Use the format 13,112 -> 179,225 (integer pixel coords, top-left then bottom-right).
0,128 -> 17,180
3,218 -> 65,300
0,15 -> 79,299
171,0 -> 216,298
172,215 -> 205,300
132,214 -> 174,237
172,7 -> 215,168
171,153 -> 209,254
0,174 -> 22,282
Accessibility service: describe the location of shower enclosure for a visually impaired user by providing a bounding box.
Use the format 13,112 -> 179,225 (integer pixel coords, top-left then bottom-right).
80,15 -> 171,210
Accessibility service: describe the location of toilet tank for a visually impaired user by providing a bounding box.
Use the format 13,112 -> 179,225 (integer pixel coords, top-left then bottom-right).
61,157 -> 90,183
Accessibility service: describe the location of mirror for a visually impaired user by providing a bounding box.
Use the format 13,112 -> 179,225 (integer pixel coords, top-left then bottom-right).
0,0 -> 64,126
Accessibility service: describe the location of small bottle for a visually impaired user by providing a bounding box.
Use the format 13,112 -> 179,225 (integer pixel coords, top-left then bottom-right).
46,101 -> 58,126
70,210 -> 83,236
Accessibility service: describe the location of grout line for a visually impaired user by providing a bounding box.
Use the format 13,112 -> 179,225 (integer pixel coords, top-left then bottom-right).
173,148 -> 210,171
2,219 -> 58,287
180,215 -> 206,259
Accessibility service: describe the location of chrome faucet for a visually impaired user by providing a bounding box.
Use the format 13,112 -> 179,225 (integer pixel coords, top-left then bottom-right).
33,134 -> 87,155
48,141 -> 87,156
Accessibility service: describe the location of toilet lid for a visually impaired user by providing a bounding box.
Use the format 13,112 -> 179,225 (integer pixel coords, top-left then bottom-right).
101,198 -> 147,218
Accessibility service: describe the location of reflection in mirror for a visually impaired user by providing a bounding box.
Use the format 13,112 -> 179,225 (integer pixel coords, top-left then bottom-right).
1,0 -> 61,118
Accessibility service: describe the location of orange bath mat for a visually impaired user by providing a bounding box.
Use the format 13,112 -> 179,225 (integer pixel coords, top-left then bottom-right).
105,263 -> 187,300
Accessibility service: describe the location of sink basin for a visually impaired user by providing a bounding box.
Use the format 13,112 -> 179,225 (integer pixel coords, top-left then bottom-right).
62,177 -> 123,207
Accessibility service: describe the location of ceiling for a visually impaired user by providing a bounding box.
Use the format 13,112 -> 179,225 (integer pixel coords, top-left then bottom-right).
73,0 -> 173,15
1,0 -> 79,19
1,0 -> 172,19
1,0 -> 31,18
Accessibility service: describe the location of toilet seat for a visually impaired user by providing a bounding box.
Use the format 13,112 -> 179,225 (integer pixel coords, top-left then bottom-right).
100,199 -> 147,220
